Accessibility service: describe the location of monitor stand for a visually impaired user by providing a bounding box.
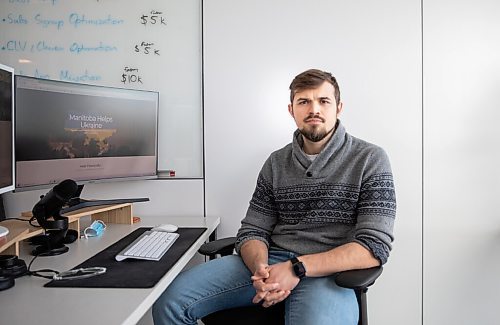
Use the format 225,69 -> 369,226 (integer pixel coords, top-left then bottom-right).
0,195 -> 9,237
30,229 -> 70,256
60,185 -> 149,214
0,194 -> 6,222
32,242 -> 69,256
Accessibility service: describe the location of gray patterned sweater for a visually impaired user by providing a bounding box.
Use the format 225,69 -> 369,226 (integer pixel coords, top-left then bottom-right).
235,122 -> 396,264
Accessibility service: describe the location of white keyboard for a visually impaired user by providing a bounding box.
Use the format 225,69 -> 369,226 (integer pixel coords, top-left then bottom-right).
115,230 -> 180,261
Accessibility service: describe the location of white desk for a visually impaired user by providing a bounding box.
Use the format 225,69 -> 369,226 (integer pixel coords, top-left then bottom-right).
0,215 -> 220,325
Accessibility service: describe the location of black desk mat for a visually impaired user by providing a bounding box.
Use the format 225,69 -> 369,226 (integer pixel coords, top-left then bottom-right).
45,227 -> 207,288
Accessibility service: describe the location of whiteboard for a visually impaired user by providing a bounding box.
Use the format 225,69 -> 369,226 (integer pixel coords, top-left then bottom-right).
0,0 -> 203,178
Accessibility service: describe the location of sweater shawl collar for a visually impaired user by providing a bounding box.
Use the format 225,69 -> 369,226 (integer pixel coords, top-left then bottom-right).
292,121 -> 347,178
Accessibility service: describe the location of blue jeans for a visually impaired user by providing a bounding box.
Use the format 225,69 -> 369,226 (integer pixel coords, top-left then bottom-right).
152,249 -> 358,325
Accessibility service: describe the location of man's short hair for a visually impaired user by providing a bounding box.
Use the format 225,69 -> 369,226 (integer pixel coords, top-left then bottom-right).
289,69 -> 341,105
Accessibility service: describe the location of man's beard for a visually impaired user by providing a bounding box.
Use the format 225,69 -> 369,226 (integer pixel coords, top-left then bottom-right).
299,125 -> 335,142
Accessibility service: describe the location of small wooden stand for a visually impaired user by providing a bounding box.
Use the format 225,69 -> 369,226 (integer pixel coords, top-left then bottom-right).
0,225 -> 30,256
0,203 -> 136,256
63,202 -> 135,231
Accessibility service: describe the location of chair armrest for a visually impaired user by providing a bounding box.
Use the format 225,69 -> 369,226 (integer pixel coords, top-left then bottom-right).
198,237 -> 237,256
334,266 -> 383,290
199,238 -> 383,291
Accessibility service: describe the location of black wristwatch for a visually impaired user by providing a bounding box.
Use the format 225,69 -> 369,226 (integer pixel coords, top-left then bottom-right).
290,256 -> 306,279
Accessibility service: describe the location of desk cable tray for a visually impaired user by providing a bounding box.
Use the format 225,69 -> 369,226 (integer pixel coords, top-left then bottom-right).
45,227 -> 206,288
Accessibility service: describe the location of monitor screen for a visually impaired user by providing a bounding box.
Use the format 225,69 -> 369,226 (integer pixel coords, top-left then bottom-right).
0,63 -> 15,195
15,76 -> 158,190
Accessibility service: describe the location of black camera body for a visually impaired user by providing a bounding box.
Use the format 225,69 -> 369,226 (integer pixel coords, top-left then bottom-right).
31,179 -> 78,256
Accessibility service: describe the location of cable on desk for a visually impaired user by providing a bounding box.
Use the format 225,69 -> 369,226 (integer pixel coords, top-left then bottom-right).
0,217 -> 41,228
0,218 -> 32,223
27,254 -> 106,281
27,255 -> 59,280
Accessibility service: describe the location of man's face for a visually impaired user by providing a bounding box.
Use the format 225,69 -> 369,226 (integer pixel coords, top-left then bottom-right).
288,81 -> 343,143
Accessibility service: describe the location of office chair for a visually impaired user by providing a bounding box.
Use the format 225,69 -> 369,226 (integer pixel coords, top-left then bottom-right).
198,237 -> 382,325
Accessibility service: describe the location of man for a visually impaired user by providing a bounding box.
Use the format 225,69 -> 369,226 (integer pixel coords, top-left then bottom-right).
153,69 -> 396,324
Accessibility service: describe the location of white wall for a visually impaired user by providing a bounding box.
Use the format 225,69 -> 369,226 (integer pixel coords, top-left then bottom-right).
204,1 -> 422,324
424,0 -> 500,324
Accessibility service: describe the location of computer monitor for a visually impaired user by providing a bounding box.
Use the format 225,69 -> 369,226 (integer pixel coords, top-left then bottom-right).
15,76 -> 159,191
0,63 -> 15,196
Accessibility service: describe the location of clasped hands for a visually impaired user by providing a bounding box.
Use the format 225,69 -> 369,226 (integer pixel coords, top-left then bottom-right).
251,261 -> 300,308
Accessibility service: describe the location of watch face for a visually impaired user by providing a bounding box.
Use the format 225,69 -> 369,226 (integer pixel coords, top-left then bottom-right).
292,258 -> 306,278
